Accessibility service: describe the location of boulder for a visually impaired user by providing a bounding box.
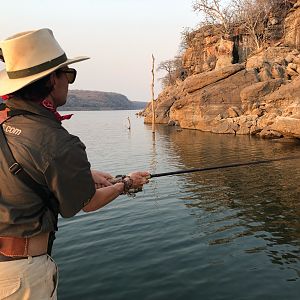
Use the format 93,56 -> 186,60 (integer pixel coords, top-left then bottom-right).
264,76 -> 300,105
211,119 -> 238,134
170,68 -> 258,131
259,68 -> 273,81
215,55 -> 233,70
271,64 -> 286,79
269,117 -> 300,137
183,64 -> 245,94
240,79 -> 284,112
143,86 -> 180,124
215,39 -> 234,70
246,47 -> 292,69
227,107 -> 240,118
286,64 -> 299,77
259,128 -> 283,139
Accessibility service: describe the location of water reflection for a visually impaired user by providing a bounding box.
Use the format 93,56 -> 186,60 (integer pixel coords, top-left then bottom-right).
149,133 -> 160,207
148,124 -> 300,277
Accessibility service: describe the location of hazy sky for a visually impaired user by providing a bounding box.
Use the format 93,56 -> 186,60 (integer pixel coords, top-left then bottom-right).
0,0 -> 200,101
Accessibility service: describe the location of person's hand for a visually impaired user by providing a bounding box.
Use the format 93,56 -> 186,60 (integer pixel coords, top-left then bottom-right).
91,170 -> 113,189
127,171 -> 150,189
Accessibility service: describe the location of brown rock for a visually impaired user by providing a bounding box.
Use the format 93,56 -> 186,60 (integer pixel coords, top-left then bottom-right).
227,107 -> 240,118
293,56 -> 300,64
252,108 -> 264,117
215,39 -> 234,70
240,79 -> 283,108
236,124 -> 250,135
170,68 -> 257,131
259,128 -> 283,139
259,68 -> 273,81
215,55 -> 233,70
271,64 -> 286,79
143,86 -> 180,124
288,62 -> 298,71
250,125 -> 261,135
285,54 -> 295,63
284,2 -> 300,48
269,116 -> 300,137
183,64 -> 245,94
264,76 -> 300,105
286,65 -> 299,77
212,119 -> 238,134
246,47 -> 292,69
257,116 -> 273,129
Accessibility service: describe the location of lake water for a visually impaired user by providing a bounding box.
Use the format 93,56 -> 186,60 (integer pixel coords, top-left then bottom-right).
54,110 -> 300,300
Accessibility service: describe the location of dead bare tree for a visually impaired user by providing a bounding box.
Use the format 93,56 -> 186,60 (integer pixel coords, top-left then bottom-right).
157,59 -> 174,86
192,0 -> 235,35
180,27 -> 195,52
232,0 -> 274,50
157,57 -> 183,87
192,0 -> 293,51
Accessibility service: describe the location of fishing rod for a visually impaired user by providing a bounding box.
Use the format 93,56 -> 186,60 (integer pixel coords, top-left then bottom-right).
149,155 -> 300,178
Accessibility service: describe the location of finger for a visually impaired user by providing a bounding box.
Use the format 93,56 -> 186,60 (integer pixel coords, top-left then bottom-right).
102,179 -> 113,186
104,173 -> 113,179
140,171 -> 150,177
129,171 -> 150,177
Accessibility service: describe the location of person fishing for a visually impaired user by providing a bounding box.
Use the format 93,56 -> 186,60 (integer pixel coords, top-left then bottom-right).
0,28 -> 149,299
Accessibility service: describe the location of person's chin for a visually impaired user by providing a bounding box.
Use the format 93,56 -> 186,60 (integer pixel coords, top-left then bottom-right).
56,98 -> 67,107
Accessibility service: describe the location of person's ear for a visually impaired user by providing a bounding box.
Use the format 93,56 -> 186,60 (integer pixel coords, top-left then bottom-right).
50,72 -> 57,87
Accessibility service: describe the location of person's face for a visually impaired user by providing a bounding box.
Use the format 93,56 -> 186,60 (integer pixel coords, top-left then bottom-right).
50,67 -> 76,107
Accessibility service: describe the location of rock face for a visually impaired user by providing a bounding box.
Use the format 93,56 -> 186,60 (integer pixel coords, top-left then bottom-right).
182,29 -> 235,74
143,1 -> 300,139
284,1 -> 300,49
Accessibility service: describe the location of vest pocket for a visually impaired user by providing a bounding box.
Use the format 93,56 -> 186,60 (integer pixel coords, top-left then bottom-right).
0,276 -> 21,299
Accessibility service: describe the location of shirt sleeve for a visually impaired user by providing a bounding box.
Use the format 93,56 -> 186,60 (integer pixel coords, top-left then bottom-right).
44,136 -> 96,218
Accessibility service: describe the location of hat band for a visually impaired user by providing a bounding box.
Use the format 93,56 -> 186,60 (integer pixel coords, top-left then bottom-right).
7,53 -> 67,79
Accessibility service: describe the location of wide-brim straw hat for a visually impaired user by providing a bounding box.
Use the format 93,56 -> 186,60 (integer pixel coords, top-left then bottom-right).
0,28 -> 89,96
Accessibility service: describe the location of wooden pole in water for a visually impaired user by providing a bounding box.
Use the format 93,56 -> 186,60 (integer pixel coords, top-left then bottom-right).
127,117 -> 131,130
151,54 -> 155,134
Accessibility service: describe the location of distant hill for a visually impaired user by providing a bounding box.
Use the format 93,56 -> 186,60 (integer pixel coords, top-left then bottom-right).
0,90 -> 148,111
61,89 -> 147,111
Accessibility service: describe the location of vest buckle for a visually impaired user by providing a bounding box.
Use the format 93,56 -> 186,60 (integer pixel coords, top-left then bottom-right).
9,162 -> 22,175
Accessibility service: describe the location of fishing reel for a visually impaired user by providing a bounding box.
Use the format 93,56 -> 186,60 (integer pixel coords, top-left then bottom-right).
109,175 -> 143,197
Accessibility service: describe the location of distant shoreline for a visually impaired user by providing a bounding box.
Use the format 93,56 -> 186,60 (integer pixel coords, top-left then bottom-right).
58,107 -> 143,111
0,89 -> 148,111
64,89 -> 147,111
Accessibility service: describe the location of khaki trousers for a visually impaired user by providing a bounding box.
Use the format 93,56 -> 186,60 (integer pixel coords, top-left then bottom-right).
0,254 -> 58,300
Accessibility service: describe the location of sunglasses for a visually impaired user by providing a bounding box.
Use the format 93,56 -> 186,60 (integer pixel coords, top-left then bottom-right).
58,68 -> 77,84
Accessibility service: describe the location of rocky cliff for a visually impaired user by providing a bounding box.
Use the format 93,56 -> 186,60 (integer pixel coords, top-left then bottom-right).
143,0 -> 300,139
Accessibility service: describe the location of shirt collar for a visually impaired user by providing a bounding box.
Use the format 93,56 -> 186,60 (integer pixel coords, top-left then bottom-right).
4,97 -> 73,123
40,99 -> 73,122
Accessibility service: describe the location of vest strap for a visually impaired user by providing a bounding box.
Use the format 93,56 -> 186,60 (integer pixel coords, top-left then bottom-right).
0,108 -> 58,254
0,126 -> 49,201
